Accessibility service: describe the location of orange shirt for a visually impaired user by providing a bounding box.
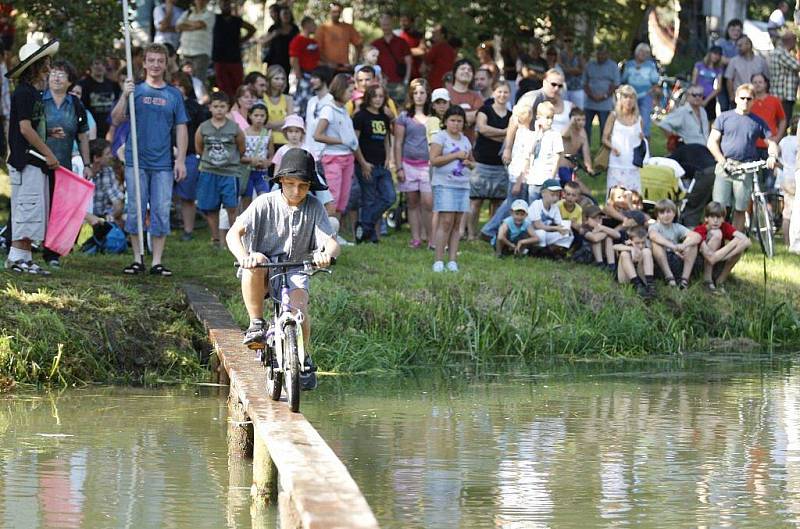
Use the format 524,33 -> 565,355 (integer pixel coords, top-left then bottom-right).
750,94 -> 785,149
316,21 -> 362,66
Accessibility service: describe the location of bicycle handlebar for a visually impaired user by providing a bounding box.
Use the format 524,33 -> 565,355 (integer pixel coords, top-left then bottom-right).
234,257 -> 337,269
727,160 -> 767,176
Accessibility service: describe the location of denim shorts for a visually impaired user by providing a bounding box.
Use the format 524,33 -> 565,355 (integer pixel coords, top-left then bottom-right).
432,185 -> 470,212
244,170 -> 270,198
124,167 -> 174,237
197,172 -> 239,212
173,155 -> 200,201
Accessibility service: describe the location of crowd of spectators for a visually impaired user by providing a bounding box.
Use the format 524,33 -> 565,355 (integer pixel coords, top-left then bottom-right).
1,1 -> 798,295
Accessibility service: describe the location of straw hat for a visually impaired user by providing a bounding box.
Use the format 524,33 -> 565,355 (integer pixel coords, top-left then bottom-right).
6,40 -> 59,79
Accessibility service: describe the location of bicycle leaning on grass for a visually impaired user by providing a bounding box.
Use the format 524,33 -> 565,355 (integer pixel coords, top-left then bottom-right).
724,159 -> 775,258
236,257 -> 334,413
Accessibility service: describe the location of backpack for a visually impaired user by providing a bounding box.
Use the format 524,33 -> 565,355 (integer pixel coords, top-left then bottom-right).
80,223 -> 127,255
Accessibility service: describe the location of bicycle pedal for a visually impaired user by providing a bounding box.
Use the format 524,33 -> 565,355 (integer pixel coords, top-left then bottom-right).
245,341 -> 266,351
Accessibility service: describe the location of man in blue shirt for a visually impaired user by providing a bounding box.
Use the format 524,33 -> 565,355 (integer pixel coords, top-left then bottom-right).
707,82 -> 778,232
112,42 -> 188,276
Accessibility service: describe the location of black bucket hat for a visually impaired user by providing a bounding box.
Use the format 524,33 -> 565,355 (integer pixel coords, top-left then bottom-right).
272,148 -> 328,191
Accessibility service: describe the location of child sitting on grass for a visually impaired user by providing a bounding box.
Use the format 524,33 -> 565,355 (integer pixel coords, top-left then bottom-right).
88,138 -> 124,225
558,180 -> 583,236
579,204 -> 620,269
529,179 -> 573,257
694,201 -> 751,293
493,199 -> 539,257
614,225 -> 656,299
648,198 -> 702,288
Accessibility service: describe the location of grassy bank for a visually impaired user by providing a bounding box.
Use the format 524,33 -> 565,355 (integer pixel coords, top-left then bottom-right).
1,125 -> 799,386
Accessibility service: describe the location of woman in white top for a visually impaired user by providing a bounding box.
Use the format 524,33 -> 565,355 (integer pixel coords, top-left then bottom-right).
602,84 -> 644,194
550,98 -> 574,134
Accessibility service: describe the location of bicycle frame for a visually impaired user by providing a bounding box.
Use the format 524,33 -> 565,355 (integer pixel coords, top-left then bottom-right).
265,265 -> 307,376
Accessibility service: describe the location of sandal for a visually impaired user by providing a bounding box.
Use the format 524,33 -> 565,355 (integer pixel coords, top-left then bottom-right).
149,264 -> 173,277
665,275 -> 677,287
678,278 -> 689,290
123,262 -> 145,275
704,280 -> 717,292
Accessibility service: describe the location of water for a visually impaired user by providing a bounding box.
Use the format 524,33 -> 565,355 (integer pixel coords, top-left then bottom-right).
2,357 -> 800,528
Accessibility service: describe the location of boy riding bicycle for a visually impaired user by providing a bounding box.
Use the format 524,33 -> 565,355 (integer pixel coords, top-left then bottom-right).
227,148 -> 340,390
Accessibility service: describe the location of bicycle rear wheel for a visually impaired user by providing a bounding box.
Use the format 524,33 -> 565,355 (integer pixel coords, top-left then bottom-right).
284,324 -> 301,413
753,193 -> 774,258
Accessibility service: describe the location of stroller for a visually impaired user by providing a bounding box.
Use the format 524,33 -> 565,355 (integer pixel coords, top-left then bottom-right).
639,157 -> 693,214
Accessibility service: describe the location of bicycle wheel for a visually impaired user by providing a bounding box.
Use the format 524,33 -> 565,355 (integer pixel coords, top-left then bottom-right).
266,348 -> 282,401
753,193 -> 775,258
284,324 -> 301,413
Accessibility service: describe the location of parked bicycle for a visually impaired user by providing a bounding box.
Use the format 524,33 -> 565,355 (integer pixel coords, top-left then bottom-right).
725,159 -> 775,258
236,257 -> 334,412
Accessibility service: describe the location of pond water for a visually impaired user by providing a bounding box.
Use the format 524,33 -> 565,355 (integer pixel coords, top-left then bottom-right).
3,356 -> 800,528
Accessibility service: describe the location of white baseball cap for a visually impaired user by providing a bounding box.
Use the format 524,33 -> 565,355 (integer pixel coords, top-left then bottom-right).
511,199 -> 529,212
431,88 -> 450,102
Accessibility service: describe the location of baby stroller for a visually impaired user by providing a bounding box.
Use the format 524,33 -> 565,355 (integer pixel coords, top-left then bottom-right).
639,157 -> 693,214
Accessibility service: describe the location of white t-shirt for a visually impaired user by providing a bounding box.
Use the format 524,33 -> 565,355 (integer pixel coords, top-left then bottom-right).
528,199 -> 563,227
778,134 -> 797,190
529,128 -> 564,185
153,4 -> 185,49
508,127 -> 536,182
177,7 -> 215,56
305,93 -> 334,159
769,8 -> 786,28
551,100 -> 574,134
319,102 -> 358,156
430,130 -> 472,189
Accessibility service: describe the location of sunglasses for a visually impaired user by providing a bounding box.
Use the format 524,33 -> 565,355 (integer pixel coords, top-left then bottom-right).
549,82 -> 564,88
738,96 -> 753,101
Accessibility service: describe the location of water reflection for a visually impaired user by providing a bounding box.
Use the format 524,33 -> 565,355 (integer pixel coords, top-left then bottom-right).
302,356 -> 800,529
0,388 -> 275,529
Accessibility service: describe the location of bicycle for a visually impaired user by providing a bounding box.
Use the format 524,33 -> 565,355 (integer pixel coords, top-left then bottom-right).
236,257 -> 334,413
725,159 -> 775,258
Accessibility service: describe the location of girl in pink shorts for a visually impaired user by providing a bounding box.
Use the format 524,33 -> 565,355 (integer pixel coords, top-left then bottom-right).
313,73 -> 358,219
394,79 -> 433,248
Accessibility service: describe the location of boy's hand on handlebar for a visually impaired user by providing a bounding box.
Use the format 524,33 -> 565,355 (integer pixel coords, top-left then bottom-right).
312,251 -> 332,268
240,252 -> 268,269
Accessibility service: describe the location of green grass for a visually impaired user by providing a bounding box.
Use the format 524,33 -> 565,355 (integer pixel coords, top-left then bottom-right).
1,129 -> 799,387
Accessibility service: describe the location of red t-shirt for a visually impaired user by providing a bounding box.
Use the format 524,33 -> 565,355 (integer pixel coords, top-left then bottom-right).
372,36 -> 411,83
448,88 -> 485,143
750,95 -> 784,149
288,34 -> 321,74
424,41 -> 456,90
398,29 -> 422,79
694,221 -> 738,242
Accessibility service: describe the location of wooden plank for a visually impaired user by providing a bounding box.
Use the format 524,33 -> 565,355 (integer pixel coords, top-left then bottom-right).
183,284 -> 380,529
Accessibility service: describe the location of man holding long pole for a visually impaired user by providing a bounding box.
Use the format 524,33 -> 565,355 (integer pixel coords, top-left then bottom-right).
111,42 -> 188,276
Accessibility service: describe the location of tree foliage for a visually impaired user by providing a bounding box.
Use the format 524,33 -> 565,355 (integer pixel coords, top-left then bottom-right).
14,0 -> 125,71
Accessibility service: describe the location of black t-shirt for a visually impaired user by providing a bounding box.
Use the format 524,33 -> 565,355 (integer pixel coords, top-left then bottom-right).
669,143 -> 716,179
264,23 -> 299,75
213,14 -> 244,63
474,103 -> 510,165
183,96 -> 211,155
353,108 -> 391,165
78,76 -> 120,138
8,81 -> 46,171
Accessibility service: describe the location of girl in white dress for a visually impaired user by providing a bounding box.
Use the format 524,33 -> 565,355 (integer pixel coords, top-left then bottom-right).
602,84 -> 645,194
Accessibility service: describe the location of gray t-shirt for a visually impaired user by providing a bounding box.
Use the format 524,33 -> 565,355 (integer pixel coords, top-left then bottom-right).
238,190 -> 334,262
650,221 -> 690,244
397,111 -> 429,161
583,59 -> 620,111
724,54 -> 769,95
198,118 -> 241,176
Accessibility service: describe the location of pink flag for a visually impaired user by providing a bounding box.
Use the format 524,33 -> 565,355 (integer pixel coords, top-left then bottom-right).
44,167 -> 95,256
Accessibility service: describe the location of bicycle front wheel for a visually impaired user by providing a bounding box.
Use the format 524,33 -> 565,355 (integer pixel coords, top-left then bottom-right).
753,193 -> 775,258
284,324 -> 301,413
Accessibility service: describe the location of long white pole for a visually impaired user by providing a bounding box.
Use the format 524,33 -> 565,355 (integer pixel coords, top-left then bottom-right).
121,0 -> 145,264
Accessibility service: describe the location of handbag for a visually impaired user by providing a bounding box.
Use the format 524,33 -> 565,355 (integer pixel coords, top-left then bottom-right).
632,138 -> 648,168
593,145 -> 610,171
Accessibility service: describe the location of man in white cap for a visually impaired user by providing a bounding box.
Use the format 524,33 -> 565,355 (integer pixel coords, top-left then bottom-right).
5,40 -> 60,275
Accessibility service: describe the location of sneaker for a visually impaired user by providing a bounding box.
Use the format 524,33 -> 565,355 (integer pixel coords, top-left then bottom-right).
432,260 -> 445,273
243,320 -> 266,348
300,356 -> 318,391
336,234 -> 354,247
354,224 -> 365,244
180,231 -> 193,241
409,239 -> 421,249
446,261 -> 459,272
47,259 -> 60,268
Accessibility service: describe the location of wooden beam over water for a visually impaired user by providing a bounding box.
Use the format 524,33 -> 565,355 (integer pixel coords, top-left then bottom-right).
183,284 -> 380,529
